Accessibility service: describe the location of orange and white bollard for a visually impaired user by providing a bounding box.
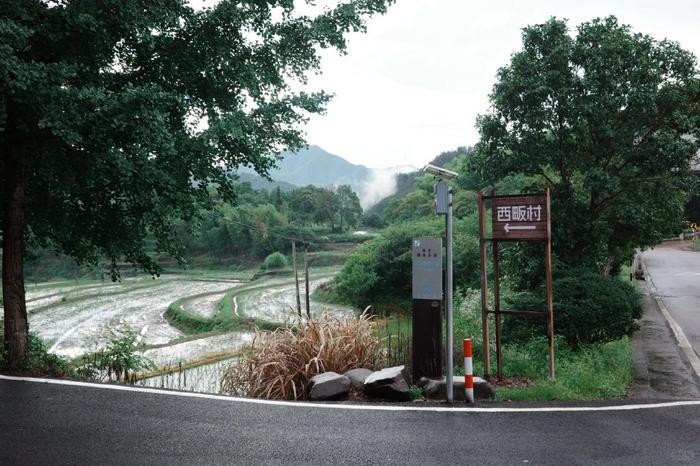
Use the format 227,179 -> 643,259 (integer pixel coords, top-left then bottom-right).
464,338 -> 474,403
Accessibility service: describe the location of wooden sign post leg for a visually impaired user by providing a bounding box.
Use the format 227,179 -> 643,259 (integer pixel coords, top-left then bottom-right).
545,188 -> 555,379
493,240 -> 502,381
478,193 -> 490,378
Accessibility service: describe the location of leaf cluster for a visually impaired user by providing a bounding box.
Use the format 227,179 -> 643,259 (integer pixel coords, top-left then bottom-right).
503,270 -> 642,349
471,16 -> 700,271
0,0 -> 392,274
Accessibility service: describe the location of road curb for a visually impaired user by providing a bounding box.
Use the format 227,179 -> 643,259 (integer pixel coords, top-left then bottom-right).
640,255 -> 700,382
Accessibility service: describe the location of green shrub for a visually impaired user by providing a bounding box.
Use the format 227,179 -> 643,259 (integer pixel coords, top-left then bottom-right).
360,213 -> 385,229
0,330 -> 68,376
1,333 -> 72,376
409,385 -> 424,400
334,215 -> 481,308
262,252 -> 288,270
503,270 -> 642,349
77,332 -> 153,382
453,288 -> 486,366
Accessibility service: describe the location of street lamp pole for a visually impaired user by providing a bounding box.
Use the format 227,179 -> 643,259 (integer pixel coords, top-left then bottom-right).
423,164 -> 459,404
446,185 -> 454,404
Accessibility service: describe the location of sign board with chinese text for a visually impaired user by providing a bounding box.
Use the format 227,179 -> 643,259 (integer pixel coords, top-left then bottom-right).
412,238 -> 443,300
491,194 -> 548,240
479,189 -> 555,380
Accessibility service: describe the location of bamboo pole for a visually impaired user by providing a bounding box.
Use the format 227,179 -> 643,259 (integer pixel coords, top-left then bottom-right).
292,240 -> 301,319
304,242 -> 311,320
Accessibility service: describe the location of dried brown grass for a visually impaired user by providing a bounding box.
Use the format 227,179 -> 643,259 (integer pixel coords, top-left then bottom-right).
221,311 -> 384,400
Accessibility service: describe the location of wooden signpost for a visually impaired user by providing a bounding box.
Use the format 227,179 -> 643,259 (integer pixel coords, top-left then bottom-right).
478,189 -> 555,380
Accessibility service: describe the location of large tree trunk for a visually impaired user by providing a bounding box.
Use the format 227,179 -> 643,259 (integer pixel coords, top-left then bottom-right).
2,134 -> 28,369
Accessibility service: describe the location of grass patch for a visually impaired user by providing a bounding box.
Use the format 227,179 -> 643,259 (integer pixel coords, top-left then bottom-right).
496,337 -> 632,401
373,314 -> 412,368
164,289 -> 281,334
306,251 -> 351,267
165,271 -> 339,335
311,279 -> 410,317
162,267 -> 258,281
618,263 -> 632,282
136,350 -> 244,380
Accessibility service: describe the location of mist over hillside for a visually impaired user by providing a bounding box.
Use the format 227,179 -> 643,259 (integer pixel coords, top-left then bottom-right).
239,145 -> 416,208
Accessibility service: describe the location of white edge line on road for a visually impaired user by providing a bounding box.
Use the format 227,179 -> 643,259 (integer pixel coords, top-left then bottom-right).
641,255 -> 700,380
1,374 -> 700,413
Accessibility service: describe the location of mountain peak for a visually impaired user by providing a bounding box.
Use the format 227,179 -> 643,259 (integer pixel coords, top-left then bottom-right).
239,145 -> 417,208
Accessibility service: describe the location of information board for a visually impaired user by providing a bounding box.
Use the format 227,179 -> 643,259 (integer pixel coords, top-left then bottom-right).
411,238 -> 442,300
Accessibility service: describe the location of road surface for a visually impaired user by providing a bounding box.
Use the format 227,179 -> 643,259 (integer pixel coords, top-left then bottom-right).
643,243 -> 700,368
2,376 -> 700,465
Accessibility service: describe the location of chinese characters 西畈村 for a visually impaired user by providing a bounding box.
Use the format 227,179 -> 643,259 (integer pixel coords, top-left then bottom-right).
496,205 -> 543,222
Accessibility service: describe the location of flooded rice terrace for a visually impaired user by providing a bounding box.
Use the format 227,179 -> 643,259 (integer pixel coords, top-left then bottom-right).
29,278 -> 237,359
17,272 -> 354,394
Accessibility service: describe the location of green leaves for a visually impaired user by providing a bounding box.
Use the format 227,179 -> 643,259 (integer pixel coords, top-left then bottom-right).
473,16 -> 700,272
1,0 -> 393,272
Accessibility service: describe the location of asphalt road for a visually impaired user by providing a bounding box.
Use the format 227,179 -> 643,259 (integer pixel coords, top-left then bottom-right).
643,243 -> 700,361
2,377 -> 700,465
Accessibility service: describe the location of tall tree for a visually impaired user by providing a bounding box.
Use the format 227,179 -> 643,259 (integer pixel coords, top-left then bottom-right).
0,0 -> 394,368
472,16 -> 700,274
336,184 -> 362,230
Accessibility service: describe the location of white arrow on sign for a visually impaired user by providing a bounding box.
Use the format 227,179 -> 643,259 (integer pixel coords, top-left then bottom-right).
504,223 -> 536,233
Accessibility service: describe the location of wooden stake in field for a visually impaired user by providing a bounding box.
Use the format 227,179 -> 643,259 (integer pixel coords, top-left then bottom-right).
291,240 -> 302,319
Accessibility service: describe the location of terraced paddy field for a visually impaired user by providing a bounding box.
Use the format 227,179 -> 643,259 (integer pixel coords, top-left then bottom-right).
8,269 -> 356,393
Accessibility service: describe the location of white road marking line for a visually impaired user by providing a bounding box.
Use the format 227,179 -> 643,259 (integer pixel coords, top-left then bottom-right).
1,374 -> 699,413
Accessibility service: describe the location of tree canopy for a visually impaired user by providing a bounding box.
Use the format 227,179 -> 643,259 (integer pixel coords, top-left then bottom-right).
472,16 -> 700,273
0,0 -> 393,367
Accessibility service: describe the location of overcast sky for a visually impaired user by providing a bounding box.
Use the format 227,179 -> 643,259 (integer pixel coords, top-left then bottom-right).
299,0 -> 700,168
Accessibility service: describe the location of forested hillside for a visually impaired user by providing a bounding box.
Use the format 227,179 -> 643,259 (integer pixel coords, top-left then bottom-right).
24,181 -> 367,280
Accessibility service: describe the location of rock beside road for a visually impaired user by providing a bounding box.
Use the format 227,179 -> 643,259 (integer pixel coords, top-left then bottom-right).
363,365 -> 412,401
344,368 -> 373,390
307,372 -> 350,401
306,367 -> 495,403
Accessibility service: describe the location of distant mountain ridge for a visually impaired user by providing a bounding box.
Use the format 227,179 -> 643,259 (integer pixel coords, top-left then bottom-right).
238,145 -> 417,207
271,145 -> 372,189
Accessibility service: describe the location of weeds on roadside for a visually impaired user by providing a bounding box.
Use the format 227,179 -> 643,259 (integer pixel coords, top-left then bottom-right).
0,330 -> 71,377
409,385 -> 424,400
76,332 -> 153,383
221,311 -> 384,400
497,337 -> 632,401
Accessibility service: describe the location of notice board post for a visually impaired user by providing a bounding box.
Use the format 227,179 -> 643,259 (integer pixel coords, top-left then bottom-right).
411,237 -> 443,380
479,188 -> 555,380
